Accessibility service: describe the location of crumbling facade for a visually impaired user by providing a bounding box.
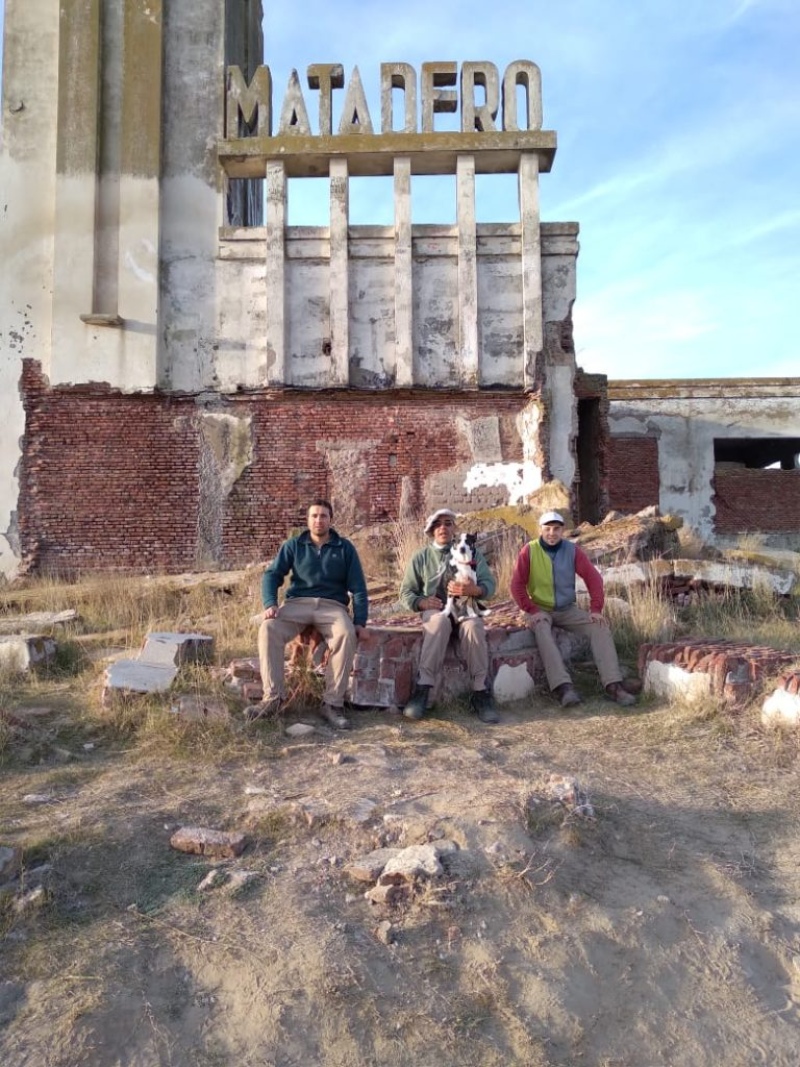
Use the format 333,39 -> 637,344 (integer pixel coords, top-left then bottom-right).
1,0 -> 598,577
608,379 -> 800,544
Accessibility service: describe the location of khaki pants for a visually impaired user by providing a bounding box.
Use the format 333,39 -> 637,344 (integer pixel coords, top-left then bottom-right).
257,598 -> 356,708
528,605 -> 623,691
417,610 -> 489,692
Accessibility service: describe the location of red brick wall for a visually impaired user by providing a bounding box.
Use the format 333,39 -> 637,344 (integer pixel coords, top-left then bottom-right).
713,467 -> 800,533
19,360 -> 533,574
607,436 -> 660,514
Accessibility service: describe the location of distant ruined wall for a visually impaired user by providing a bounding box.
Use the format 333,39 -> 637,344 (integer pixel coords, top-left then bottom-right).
713,468 -> 800,535
19,360 -> 543,574
607,436 -> 660,515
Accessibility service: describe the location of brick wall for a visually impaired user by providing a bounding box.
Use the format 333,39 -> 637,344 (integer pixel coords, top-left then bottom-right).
607,436 -> 660,514
19,360 -> 534,574
713,466 -> 800,533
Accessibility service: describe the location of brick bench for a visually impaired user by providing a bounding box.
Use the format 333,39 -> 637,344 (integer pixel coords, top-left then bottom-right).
224,605 -> 583,708
639,639 -> 800,709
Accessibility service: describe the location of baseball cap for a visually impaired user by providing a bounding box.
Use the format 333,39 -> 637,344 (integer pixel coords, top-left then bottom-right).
424,508 -> 457,534
539,510 -> 565,526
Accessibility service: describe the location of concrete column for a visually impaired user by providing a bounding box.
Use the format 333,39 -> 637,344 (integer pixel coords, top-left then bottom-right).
117,0 -> 163,374
53,0 -> 103,347
519,152 -> 543,390
265,160 -> 287,385
393,156 -> 413,387
456,154 -> 479,388
329,157 -> 350,387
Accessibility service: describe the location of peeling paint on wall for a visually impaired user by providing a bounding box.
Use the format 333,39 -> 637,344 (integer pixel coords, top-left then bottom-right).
196,412 -> 253,567
463,461 -> 543,505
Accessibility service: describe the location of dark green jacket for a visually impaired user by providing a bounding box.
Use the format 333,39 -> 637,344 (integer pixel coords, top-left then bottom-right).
262,529 -> 368,626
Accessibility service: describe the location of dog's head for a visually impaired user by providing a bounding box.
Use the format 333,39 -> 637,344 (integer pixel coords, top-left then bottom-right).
450,531 -> 478,567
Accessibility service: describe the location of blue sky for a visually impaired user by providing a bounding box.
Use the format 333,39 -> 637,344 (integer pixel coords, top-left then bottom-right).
2,0 -> 798,380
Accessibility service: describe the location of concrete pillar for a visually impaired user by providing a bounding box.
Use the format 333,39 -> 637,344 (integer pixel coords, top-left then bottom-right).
456,154 -> 479,388
519,152 -> 543,390
117,0 -> 163,343
393,156 -> 413,387
265,160 -> 287,385
329,157 -> 350,386
53,0 -> 103,347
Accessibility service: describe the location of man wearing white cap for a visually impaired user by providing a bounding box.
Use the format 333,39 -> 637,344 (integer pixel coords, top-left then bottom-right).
510,511 -> 636,708
399,508 -> 499,723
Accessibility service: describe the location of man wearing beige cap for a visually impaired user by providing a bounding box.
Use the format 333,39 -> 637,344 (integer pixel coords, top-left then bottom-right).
399,508 -> 499,723
510,511 -> 636,708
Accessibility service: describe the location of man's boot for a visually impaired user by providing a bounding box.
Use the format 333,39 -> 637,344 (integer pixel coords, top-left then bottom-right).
553,682 -> 582,708
403,685 -> 431,720
471,688 -> 500,724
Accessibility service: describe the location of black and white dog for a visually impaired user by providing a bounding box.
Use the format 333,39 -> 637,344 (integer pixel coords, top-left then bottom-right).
439,532 -> 490,620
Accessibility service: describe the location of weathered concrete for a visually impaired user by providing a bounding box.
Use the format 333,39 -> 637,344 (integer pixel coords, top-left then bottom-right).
103,631 -> 213,698
0,635 -> 57,672
609,380 -> 800,542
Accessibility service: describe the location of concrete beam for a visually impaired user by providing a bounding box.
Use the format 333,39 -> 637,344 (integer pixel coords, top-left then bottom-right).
265,160 -> 287,385
393,156 -> 413,387
329,158 -> 350,386
456,155 -> 479,388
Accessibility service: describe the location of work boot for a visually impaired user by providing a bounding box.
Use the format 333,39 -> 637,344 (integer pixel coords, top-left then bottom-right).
553,682 -> 582,708
320,702 -> 351,730
403,685 -> 431,721
244,695 -> 283,722
605,682 -> 636,707
470,688 -> 500,724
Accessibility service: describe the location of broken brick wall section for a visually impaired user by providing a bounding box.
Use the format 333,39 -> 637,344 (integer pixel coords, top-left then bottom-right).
607,436 -> 660,515
19,360 -> 541,574
713,467 -> 800,534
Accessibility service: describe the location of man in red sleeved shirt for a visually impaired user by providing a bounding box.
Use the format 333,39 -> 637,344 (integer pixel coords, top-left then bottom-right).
510,511 -> 636,708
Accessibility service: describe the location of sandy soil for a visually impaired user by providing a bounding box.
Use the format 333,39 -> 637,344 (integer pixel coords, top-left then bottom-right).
1,687 -> 799,1067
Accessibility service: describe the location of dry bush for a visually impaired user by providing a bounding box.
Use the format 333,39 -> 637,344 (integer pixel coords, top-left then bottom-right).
390,517 -> 428,580
605,580 -> 678,660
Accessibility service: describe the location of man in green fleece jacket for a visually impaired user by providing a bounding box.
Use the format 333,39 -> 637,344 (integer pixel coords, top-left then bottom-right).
399,508 -> 499,724
245,499 -> 368,730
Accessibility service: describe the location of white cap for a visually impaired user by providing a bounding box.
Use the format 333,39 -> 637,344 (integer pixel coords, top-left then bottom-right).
539,510 -> 565,526
424,508 -> 457,534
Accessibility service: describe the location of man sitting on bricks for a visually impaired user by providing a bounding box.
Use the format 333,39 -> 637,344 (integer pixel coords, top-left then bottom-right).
510,510 -> 636,708
399,508 -> 499,724
245,499 -> 368,730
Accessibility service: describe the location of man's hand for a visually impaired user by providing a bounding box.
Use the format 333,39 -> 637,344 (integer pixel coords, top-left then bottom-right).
589,611 -> 606,624
529,612 -> 550,627
355,625 -> 367,640
262,606 -> 279,620
418,596 -> 443,611
447,580 -> 482,598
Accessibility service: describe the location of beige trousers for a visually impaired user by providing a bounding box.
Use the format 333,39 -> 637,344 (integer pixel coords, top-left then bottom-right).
416,610 -> 489,692
528,604 -> 623,691
257,597 -> 356,708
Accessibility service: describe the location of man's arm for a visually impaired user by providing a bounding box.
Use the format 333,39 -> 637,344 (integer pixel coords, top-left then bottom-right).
575,546 -> 605,614
510,544 -> 541,616
399,552 -> 427,612
262,541 -> 293,609
345,542 -> 369,627
473,550 -> 496,600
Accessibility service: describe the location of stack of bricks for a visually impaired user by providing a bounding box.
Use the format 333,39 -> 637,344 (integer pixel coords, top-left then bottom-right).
639,639 -> 799,706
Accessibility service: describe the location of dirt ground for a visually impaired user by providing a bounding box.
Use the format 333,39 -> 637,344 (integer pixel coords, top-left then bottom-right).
2,671 -> 799,1067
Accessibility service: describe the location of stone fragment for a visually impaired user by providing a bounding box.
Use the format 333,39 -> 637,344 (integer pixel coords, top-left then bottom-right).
294,800 -> 332,828
170,826 -> 247,859
381,843 -> 443,881
375,920 -> 396,945
226,870 -> 259,893
0,609 -> 78,634
13,885 -> 47,913
365,882 -> 408,905
285,722 -> 316,738
0,635 -> 57,672
762,685 -> 800,727
22,794 -> 55,805
346,847 -> 402,883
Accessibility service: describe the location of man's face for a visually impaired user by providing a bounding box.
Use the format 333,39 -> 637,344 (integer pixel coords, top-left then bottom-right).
431,516 -> 455,546
307,505 -> 332,538
540,521 -> 564,546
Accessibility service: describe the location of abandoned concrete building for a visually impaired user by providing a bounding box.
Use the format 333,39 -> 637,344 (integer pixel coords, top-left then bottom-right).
1,1 -> 799,579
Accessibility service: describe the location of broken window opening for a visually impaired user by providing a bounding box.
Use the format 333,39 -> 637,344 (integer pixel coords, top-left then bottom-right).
714,437 -> 800,471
